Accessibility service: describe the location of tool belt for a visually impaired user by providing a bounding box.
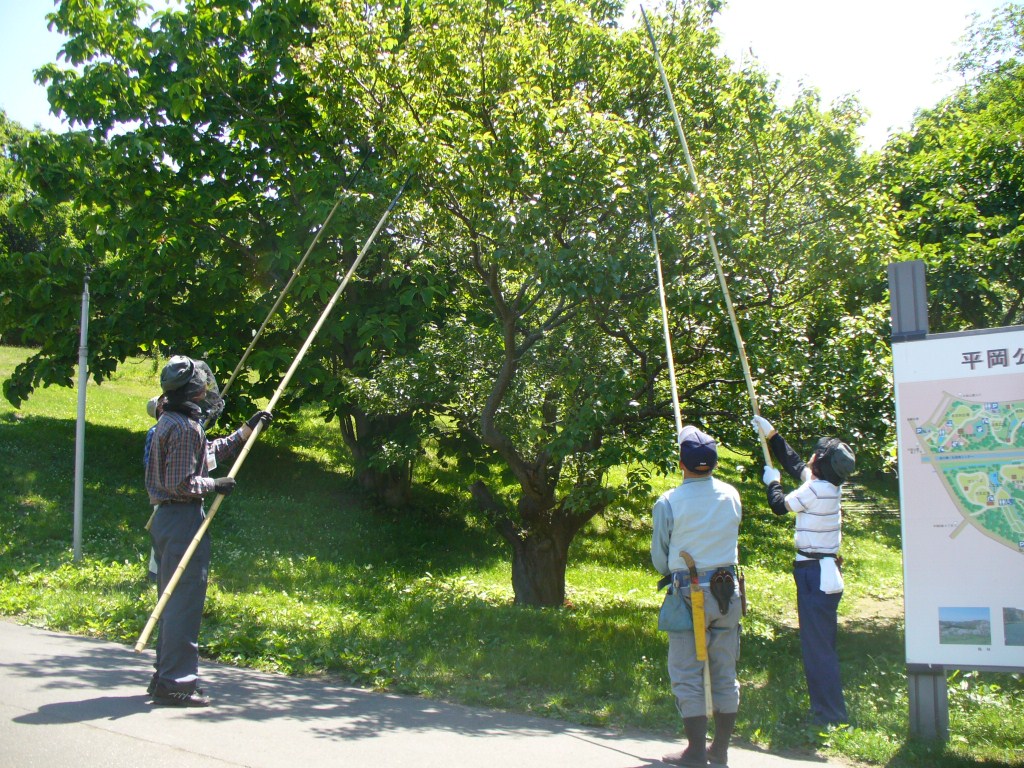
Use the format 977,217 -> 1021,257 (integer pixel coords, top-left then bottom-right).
658,564 -> 746,616
797,550 -> 843,568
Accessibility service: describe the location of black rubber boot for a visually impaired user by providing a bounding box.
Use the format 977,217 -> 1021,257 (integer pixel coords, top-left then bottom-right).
662,716 -> 708,766
151,682 -> 211,707
707,711 -> 737,767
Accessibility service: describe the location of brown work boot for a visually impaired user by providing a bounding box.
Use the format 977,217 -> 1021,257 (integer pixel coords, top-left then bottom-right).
707,711 -> 737,767
662,716 -> 708,766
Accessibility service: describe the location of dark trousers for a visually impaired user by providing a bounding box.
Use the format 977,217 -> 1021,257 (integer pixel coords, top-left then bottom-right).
794,561 -> 848,725
150,501 -> 211,693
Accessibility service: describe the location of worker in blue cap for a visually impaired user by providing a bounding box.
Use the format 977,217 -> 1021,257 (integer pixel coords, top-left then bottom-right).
652,425 -> 742,767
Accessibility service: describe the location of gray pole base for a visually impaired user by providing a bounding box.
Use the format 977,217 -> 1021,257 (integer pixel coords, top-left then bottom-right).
907,664 -> 949,741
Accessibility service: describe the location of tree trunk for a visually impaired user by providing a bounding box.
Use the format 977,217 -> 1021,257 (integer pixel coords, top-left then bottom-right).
354,463 -> 413,508
339,408 -> 414,508
508,528 -> 571,607
470,480 -> 583,607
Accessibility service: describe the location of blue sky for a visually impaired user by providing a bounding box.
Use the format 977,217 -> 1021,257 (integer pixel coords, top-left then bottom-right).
1,0 -> 67,132
1,0 -> 1009,150
939,606 -> 991,623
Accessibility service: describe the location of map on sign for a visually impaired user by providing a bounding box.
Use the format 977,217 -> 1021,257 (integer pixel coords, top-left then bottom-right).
894,332 -> 1024,668
906,392 -> 1024,553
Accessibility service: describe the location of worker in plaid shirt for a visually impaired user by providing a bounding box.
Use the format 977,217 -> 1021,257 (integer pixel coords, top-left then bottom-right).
144,355 -> 272,707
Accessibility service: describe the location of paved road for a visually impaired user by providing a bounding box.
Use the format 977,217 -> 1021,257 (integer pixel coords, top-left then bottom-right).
0,618 -> 844,768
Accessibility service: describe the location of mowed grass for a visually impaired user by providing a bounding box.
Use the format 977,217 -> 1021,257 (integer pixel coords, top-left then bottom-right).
0,345 -> 1020,767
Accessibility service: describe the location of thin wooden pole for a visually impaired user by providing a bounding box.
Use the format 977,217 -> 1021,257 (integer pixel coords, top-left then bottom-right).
647,193 -> 715,717
646,193 -> 683,439
215,156 -> 370,408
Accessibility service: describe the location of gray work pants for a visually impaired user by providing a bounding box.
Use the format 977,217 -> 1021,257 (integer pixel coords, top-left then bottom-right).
150,501 -> 210,693
667,582 -> 741,719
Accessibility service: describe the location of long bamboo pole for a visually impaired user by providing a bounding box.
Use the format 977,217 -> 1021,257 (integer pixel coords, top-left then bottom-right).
646,194 -> 713,718
135,175 -> 411,652
640,5 -> 772,467
214,155 -> 370,408
645,193 -> 683,440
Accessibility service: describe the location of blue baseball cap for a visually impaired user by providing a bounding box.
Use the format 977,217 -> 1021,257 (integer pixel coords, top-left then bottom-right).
678,425 -> 718,473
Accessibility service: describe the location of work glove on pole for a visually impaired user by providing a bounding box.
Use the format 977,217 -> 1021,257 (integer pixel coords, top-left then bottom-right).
762,466 -> 781,486
213,477 -> 236,496
246,410 -> 273,431
751,415 -> 774,437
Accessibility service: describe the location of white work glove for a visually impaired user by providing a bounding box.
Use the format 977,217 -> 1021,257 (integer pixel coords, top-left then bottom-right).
762,466 -> 781,485
751,415 -> 774,437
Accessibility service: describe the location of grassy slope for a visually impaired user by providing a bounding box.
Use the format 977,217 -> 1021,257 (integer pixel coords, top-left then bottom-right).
0,346 -> 1020,767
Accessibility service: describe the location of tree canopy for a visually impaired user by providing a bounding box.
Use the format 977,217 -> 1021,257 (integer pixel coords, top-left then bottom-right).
874,2 -> 1024,331
4,0 -> 905,604
0,110 -> 85,352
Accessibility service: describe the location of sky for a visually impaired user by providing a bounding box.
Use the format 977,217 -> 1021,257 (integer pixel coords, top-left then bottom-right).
697,0 -> 1005,150
0,0 -> 1009,151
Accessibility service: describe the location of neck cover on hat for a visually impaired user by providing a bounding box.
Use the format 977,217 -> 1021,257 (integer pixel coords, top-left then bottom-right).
164,358 -> 224,423
812,437 -> 855,485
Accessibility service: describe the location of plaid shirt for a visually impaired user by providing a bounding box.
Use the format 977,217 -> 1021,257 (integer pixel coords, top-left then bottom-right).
145,410 -> 245,505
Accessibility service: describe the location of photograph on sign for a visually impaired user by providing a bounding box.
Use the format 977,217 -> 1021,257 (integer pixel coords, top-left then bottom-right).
1004,608 -> 1024,646
938,607 -> 991,646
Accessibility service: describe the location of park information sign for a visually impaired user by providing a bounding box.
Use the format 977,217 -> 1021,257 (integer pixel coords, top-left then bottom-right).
893,326 -> 1024,669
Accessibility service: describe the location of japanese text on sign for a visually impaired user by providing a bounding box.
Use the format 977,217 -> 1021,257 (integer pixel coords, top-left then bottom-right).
962,348 -> 1024,370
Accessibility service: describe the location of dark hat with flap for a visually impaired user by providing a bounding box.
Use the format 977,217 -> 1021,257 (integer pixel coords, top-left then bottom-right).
813,437 -> 856,484
160,356 -> 195,393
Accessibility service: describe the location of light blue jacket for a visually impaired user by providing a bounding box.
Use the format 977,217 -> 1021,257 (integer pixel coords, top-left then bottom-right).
651,475 -> 742,576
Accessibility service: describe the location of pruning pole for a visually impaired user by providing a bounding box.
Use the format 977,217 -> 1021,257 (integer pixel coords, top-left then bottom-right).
214,155 -> 370,409
646,194 -> 713,717
647,193 -> 714,713
640,6 -> 772,468
135,175 -> 411,653
646,193 -> 683,439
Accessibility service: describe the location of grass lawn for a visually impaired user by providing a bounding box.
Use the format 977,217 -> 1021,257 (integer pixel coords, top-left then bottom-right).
0,345 -> 1020,767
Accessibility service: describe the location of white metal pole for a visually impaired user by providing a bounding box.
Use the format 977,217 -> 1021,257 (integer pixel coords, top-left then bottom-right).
72,269 -> 91,562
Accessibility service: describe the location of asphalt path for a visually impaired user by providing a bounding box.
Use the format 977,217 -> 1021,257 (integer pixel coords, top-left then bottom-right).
0,618 -> 848,768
